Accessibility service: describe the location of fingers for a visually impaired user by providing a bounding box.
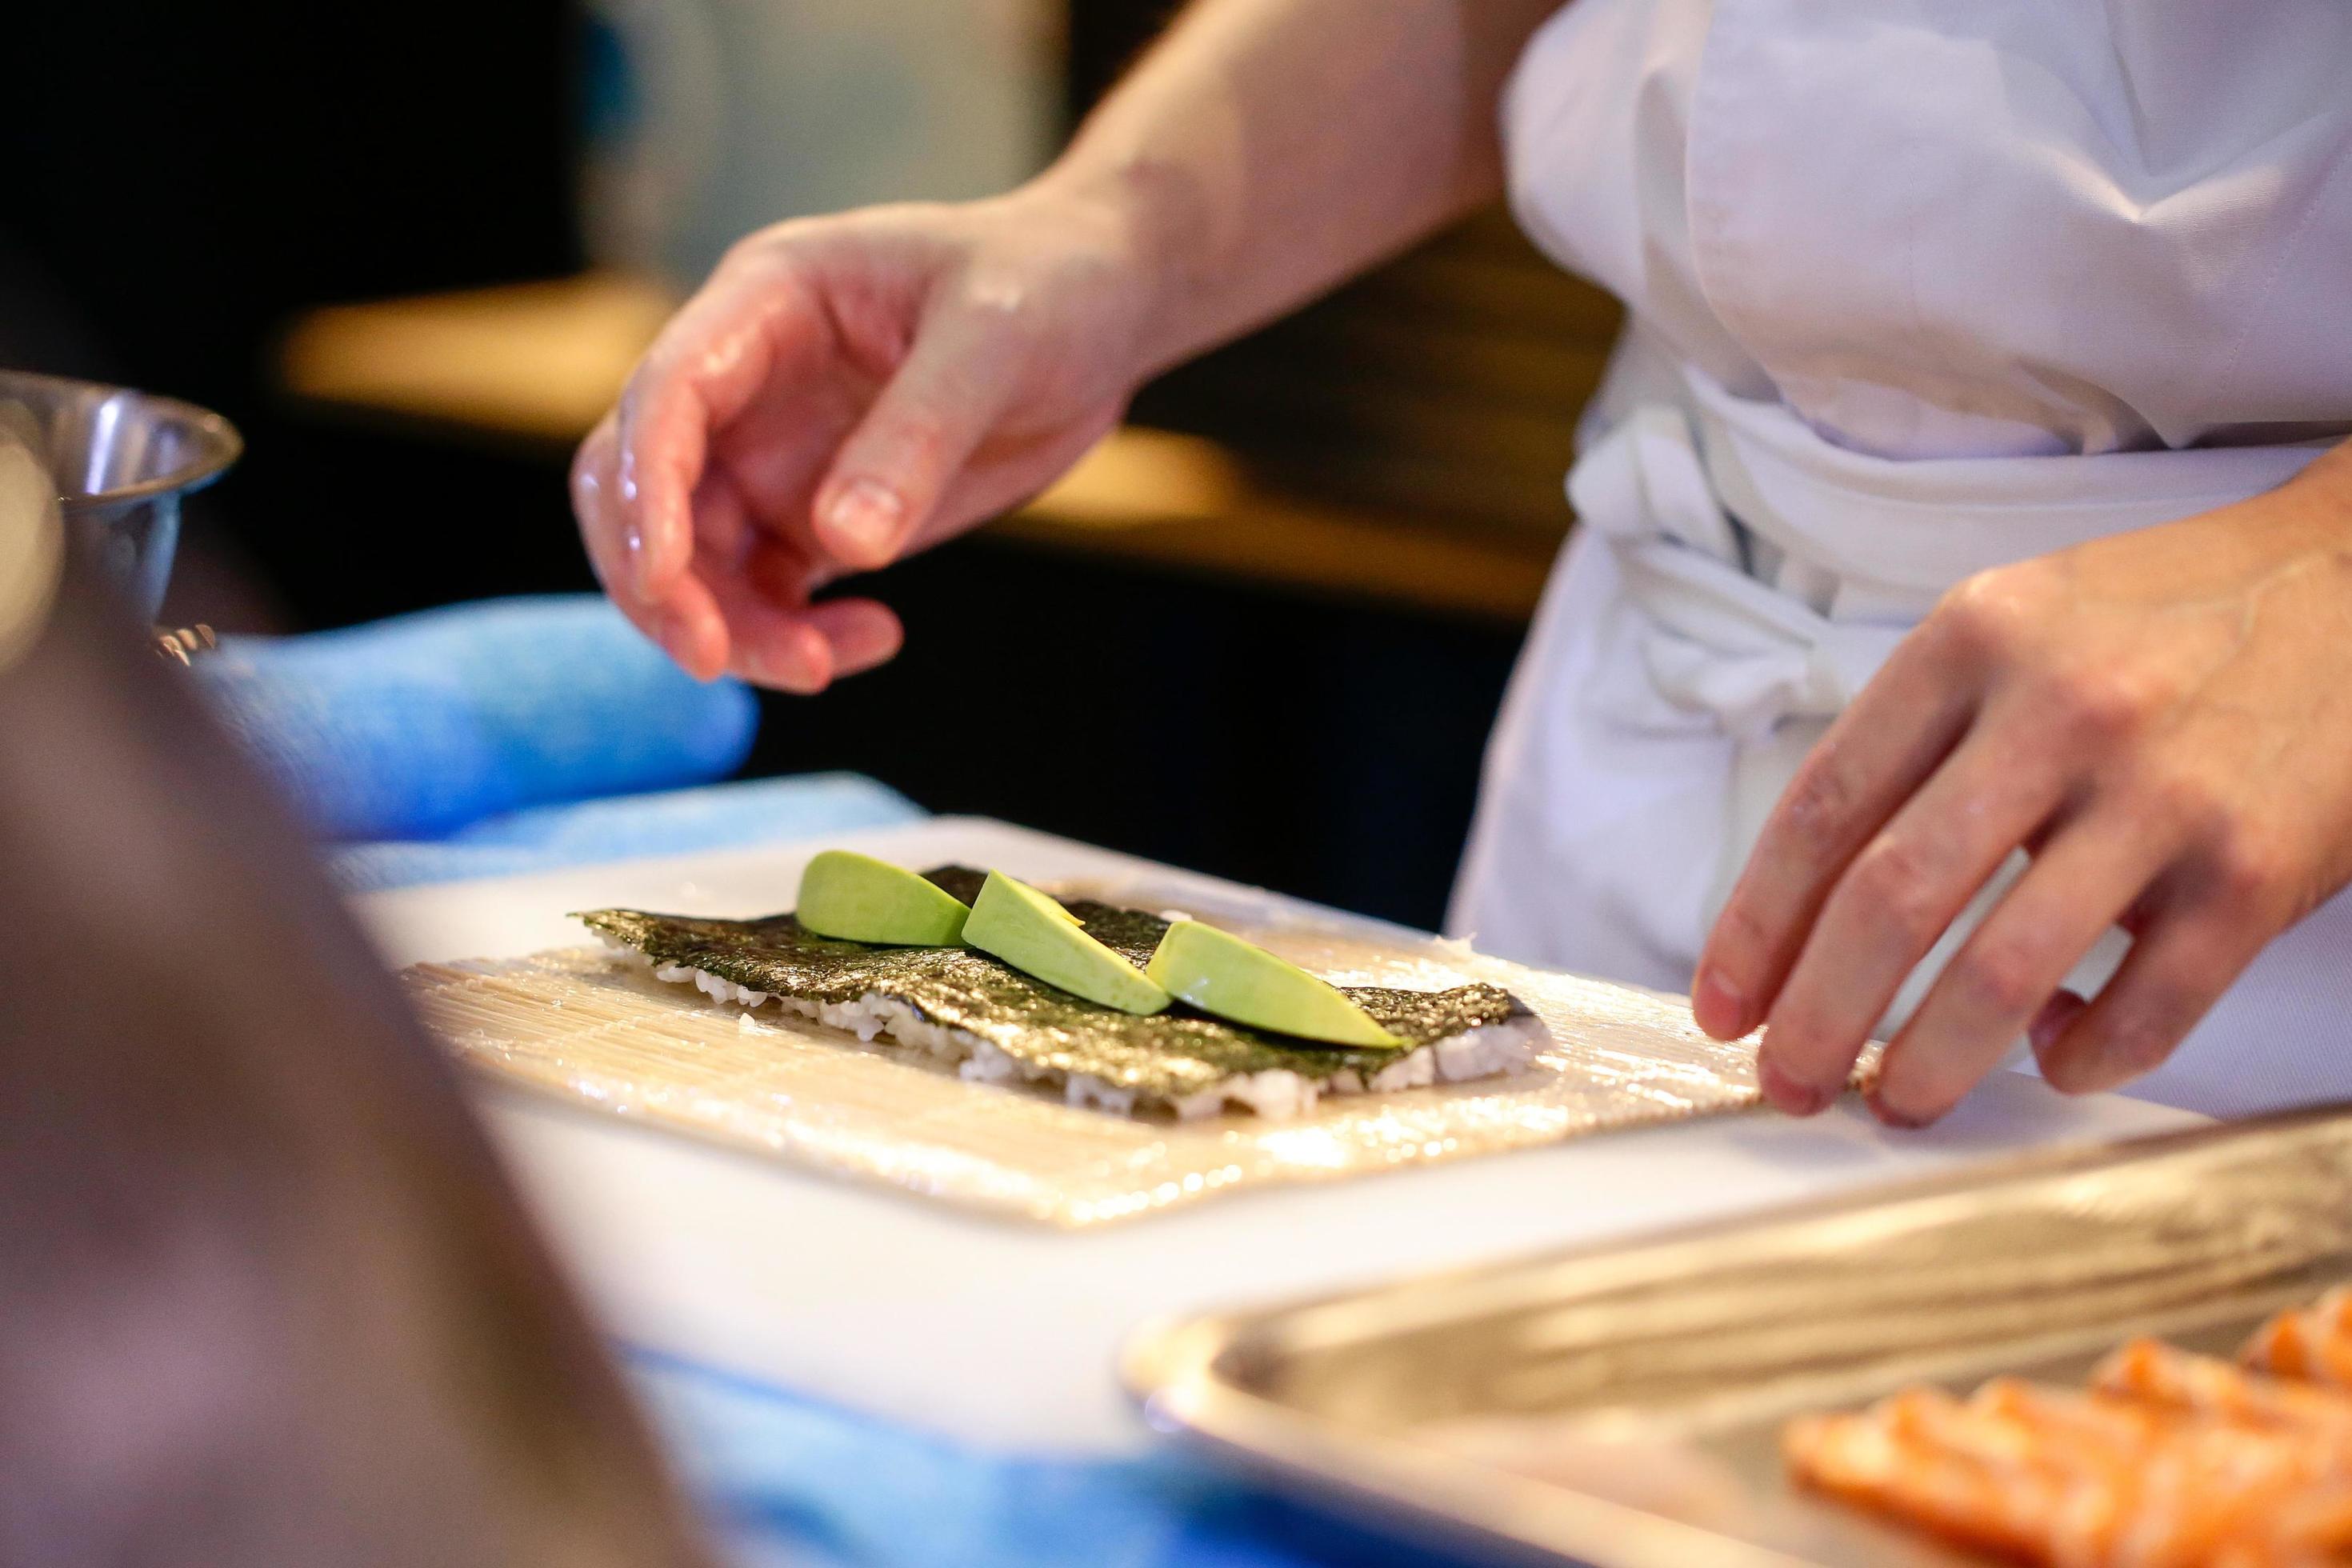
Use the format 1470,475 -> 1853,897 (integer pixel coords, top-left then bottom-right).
586,418 -> 907,691
717,534 -> 905,693
1753,730 -> 2065,1113
693,594 -> 902,698
574,414 -> 730,678
2026,987 -> 2090,1057
1694,638 -> 1978,1041
706,590 -> 902,694
810,297 -> 1018,570
702,596 -> 902,694
2034,904 -> 2266,1097
799,598 -> 904,678
617,267 -> 829,602
573,414 -> 634,598
709,576 -> 834,693
585,250 -> 998,686
1869,814 -> 2160,1126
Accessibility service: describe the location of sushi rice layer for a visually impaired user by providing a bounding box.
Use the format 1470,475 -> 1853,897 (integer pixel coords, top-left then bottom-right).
581,868 -> 1546,1120
617,950 -> 1545,1119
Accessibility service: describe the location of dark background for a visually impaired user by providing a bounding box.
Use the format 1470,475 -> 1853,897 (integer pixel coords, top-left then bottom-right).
0,1 -> 1605,928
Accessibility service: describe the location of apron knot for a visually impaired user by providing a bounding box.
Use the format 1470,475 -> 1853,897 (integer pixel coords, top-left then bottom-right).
1570,403 -> 1905,744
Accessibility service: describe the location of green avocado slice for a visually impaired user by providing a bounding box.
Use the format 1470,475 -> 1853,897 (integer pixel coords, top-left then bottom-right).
796,850 -> 970,946
962,871 -> 1170,1015
1145,920 -> 1402,1047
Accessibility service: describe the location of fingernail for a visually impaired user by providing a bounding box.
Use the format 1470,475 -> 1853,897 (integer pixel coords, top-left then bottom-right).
822,480 -> 906,567
1694,967 -> 1746,1037
1758,1054 -> 1832,1116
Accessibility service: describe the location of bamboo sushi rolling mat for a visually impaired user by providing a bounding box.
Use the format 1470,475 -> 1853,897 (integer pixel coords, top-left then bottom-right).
405,886 -> 1774,1228
362,819 -> 2196,1455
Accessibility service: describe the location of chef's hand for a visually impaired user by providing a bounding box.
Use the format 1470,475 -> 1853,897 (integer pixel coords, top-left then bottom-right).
1692,443 -> 2352,1124
571,191 -> 1150,689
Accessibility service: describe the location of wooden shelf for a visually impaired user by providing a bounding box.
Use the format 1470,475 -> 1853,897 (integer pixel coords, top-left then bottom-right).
1000,427 -> 1554,621
278,272 -> 682,445
276,271 -> 1558,622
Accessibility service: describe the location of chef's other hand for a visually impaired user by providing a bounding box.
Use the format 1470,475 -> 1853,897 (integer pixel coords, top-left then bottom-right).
572,192 -> 1150,690
1693,445 -> 2352,1125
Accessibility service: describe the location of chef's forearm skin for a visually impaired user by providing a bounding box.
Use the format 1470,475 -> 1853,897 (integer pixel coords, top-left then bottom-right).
1034,0 -> 1566,378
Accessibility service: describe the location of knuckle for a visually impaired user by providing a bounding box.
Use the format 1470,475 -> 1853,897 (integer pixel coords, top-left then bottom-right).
887,409 -> 954,467
1780,754 -> 1860,856
958,270 -> 1034,323
2134,769 -> 2229,841
1760,1005 -> 1848,1079
1933,572 -> 2031,659
2039,666 -> 2165,746
2206,826 -> 2290,913
1946,943 -> 2045,1020
1846,838 -> 1945,947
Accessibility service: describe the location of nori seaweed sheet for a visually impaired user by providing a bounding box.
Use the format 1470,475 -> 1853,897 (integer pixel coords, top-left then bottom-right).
575,866 -> 1533,1104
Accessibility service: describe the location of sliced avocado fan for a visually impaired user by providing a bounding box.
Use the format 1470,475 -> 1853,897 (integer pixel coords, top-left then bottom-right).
1146,919 -> 1402,1047
962,870 -> 1170,1015
797,850 -> 971,946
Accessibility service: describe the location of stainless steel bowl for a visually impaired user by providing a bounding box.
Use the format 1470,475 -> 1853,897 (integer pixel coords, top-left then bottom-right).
0,370 -> 242,622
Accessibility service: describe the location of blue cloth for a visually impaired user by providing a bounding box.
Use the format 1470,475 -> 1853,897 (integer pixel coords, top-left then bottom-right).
629,1351 -> 1478,1568
330,773 -> 925,891
200,595 -> 760,841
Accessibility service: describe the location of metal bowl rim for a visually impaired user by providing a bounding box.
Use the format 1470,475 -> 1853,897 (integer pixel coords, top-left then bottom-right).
0,370 -> 244,512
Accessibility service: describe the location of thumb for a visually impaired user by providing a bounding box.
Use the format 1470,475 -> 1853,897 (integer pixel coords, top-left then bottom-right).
811,300 -> 1015,570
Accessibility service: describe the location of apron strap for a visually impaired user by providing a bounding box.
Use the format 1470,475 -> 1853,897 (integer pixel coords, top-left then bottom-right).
1570,404 -> 1904,744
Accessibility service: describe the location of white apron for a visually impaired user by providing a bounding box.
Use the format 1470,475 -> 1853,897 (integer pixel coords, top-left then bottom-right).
1452,0 -> 2352,1118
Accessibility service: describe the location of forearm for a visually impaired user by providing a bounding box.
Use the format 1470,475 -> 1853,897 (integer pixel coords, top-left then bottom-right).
1034,0 -> 1563,375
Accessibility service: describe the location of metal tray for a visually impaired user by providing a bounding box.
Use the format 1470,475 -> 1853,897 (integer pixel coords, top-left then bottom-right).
1123,1105 -> 2352,1566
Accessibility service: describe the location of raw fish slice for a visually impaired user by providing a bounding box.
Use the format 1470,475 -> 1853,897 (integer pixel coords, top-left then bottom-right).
1789,1379 -> 2352,1567
2097,1339 -> 2352,1444
1785,1390 -> 2076,1562
2246,1289 -> 2352,1387
1790,1282 -> 2352,1566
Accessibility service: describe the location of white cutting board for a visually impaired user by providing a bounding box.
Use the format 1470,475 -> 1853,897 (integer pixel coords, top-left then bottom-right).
355,817 -> 2203,1457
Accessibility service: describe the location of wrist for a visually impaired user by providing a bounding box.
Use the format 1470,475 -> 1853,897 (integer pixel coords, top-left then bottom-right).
1019,146 -> 1233,378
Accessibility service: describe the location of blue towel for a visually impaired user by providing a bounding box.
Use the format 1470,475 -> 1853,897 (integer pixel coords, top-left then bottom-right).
330,774 -> 926,892
630,1352 -> 1478,1568
198,595 -> 760,842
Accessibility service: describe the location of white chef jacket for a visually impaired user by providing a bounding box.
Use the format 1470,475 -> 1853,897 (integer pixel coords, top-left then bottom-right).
1451,0 -> 2352,1118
